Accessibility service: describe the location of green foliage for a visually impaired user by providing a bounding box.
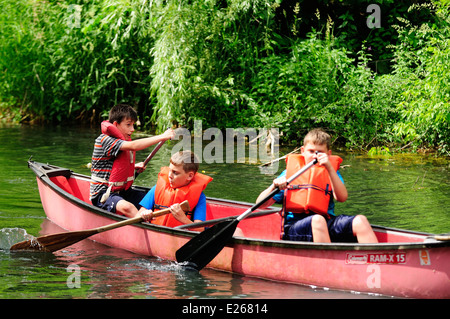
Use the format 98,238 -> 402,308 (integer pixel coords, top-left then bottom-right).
0,0 -> 154,123
368,146 -> 393,156
149,0 -> 282,130
244,35 -> 401,149
0,0 -> 448,154
389,2 -> 450,154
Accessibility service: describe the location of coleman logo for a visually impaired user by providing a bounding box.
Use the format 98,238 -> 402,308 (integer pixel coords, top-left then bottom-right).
346,252 -> 406,264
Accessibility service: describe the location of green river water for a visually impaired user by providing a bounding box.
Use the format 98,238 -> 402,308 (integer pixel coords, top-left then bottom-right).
0,124 -> 448,299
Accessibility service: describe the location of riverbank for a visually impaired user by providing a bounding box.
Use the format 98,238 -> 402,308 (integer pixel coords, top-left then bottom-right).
2,116 -> 449,160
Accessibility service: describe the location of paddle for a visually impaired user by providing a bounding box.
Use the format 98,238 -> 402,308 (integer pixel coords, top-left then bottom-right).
10,200 -> 190,253
135,139 -> 165,179
175,209 -> 279,230
434,232 -> 450,241
175,158 -> 318,271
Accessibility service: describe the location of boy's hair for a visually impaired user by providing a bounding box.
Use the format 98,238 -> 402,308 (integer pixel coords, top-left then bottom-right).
108,104 -> 138,124
170,151 -> 199,173
303,128 -> 331,150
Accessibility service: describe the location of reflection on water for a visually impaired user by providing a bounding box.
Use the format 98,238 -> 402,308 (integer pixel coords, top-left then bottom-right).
0,124 -> 448,299
1,220 -> 390,299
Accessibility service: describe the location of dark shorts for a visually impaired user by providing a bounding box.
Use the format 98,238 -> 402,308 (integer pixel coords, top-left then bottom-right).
91,188 -> 146,214
283,213 -> 357,243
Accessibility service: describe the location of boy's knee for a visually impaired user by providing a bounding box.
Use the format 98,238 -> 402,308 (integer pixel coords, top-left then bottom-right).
354,215 -> 368,225
116,200 -> 137,217
310,214 -> 330,243
353,215 -> 370,231
352,214 -> 377,243
311,215 -> 327,228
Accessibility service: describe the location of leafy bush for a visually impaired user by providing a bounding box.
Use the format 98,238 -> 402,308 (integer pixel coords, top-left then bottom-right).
150,0 -> 281,130
0,0 -> 448,154
390,2 -> 450,154
0,0 -> 155,123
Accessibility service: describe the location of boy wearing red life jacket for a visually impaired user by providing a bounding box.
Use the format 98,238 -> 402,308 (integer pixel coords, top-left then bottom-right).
139,151 -> 212,231
256,129 -> 378,243
90,104 -> 175,218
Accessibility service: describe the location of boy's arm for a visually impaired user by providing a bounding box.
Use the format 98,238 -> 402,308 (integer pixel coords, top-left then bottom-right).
168,193 -> 207,231
139,186 -> 156,210
138,186 -> 156,222
255,172 -> 286,209
327,169 -> 348,202
317,153 -> 348,202
192,193 -> 207,223
170,205 -> 194,225
256,185 -> 277,209
120,129 -> 175,152
190,193 -> 207,231
170,202 -> 204,231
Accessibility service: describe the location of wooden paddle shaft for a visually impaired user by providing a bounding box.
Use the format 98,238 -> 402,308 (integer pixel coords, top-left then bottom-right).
143,140 -> 165,166
96,200 -> 190,233
142,128 -> 171,166
9,200 -> 191,252
135,140 -> 166,179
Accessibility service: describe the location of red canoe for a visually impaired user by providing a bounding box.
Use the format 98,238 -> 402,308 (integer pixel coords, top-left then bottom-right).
28,160 -> 450,298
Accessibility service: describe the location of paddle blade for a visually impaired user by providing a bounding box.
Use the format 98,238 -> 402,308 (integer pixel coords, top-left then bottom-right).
10,229 -> 98,252
434,232 -> 450,241
176,218 -> 239,271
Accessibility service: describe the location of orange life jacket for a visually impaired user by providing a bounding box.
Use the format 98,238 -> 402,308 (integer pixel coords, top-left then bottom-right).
284,154 -> 342,217
100,120 -> 136,192
152,166 -> 212,227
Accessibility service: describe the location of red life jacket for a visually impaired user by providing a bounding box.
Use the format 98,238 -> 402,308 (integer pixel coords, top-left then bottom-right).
284,154 -> 342,217
152,166 -> 212,227
100,120 -> 136,193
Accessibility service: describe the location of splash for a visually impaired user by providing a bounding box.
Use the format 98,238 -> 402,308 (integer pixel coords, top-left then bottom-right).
0,228 -> 35,250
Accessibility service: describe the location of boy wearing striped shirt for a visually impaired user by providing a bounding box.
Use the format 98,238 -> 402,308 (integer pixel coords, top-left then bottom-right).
90,104 -> 175,218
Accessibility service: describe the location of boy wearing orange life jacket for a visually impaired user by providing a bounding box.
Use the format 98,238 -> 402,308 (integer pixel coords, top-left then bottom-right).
256,129 -> 378,243
138,151 -> 212,231
90,104 -> 175,218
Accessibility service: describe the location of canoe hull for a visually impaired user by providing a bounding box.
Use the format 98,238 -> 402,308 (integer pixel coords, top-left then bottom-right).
31,161 -> 450,298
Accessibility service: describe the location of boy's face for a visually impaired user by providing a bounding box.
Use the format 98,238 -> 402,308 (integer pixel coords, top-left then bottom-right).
114,118 -> 135,140
168,163 -> 194,189
301,142 -> 331,163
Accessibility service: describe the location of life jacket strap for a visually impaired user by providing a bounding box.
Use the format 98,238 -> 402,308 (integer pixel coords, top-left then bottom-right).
91,175 -> 135,203
100,185 -> 113,204
154,204 -> 169,210
288,184 -> 332,196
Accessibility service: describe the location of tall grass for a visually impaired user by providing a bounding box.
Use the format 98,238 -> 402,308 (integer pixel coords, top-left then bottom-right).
0,0 -> 155,123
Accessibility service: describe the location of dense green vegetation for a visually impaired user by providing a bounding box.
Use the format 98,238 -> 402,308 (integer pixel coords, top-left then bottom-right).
0,0 -> 448,154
